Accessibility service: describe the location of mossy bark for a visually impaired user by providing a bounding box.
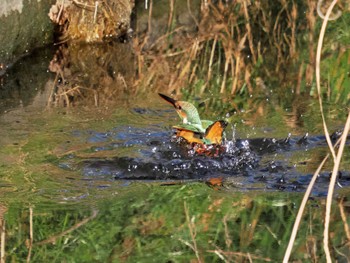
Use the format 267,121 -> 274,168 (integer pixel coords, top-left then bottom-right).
0,0 -> 55,68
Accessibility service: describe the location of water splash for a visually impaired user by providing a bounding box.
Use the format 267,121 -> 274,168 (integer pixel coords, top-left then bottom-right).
57,120 -> 350,195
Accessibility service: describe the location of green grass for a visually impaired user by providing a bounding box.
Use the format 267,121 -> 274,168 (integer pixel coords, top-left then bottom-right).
4,184 -> 350,262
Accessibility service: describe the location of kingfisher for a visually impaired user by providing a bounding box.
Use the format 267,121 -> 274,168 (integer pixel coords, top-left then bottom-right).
158,93 -> 227,145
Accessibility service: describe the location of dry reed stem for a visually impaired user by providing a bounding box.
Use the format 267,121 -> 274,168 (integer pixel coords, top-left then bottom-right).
149,27 -> 185,50
244,66 -> 252,93
284,2 -> 343,259
167,0 -> 174,34
324,111 -> 350,262
36,209 -> 98,245
184,201 -> 202,263
339,198 -> 350,242
296,62 -> 304,95
273,5 -> 286,72
315,0 -> 338,161
306,236 -> 318,262
137,48 -> 144,79
93,1 -> 98,24
201,0 -> 208,11
207,249 -> 272,262
220,58 -> 229,93
187,0 -> 199,29
265,225 -> 280,245
317,0 -> 342,20
47,73 -> 60,107
140,0 -> 153,55
178,41 -> 200,86
231,33 -> 247,94
189,63 -> 198,84
72,0 -> 95,9
283,154 -> 329,263
212,249 -> 229,262
242,1 -> 256,64
26,207 -> 33,263
207,36 -> 217,82
178,238 -> 198,257
231,56 -> 239,94
57,0 -> 65,23
223,215 -> 232,249
315,2 -> 342,260
157,47 -> 190,58
306,0 -> 316,86
0,219 -> 5,263
289,3 -> 297,58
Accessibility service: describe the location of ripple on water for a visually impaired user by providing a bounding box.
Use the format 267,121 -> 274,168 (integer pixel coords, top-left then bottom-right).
57,122 -> 350,196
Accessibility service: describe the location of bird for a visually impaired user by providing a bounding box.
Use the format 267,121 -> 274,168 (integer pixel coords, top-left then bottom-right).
158,93 -> 227,145
158,93 -> 212,133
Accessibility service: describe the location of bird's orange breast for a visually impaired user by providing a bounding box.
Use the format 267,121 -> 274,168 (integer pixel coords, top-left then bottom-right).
176,129 -> 203,144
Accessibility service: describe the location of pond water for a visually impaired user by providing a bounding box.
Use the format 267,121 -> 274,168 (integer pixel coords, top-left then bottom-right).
0,44 -> 349,262
1,1 -> 350,262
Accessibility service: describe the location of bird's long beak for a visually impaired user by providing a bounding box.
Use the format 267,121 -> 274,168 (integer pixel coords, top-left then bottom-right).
158,93 -> 177,107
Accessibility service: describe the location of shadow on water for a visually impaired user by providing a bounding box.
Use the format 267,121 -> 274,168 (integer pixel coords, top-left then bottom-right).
1,1 -> 350,262
0,47 -> 56,112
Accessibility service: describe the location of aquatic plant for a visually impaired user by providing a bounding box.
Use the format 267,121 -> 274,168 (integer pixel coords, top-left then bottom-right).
135,0 -> 349,101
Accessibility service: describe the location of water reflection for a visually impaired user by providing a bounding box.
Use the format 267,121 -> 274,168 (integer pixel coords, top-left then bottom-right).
0,47 -> 55,113
48,42 -> 134,107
